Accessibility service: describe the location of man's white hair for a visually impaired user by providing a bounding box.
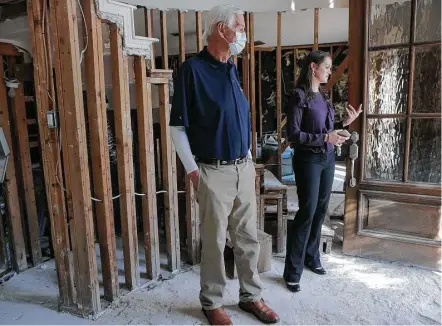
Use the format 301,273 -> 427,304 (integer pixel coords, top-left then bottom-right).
203,5 -> 244,44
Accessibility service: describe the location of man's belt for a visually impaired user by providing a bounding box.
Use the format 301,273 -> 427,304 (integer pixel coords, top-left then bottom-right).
196,157 -> 247,166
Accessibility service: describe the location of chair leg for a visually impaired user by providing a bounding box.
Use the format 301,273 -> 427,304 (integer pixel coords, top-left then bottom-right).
259,197 -> 265,231
276,197 -> 284,253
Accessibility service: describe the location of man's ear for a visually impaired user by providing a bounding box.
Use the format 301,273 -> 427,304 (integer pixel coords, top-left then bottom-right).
216,22 -> 226,37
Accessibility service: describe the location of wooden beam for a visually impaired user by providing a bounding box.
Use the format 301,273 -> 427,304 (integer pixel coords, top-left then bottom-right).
343,0 -> 366,253
185,174 -> 200,265
134,57 -> 160,279
276,12 -> 282,180
249,13 -> 256,159
195,11 -> 203,52
256,42 -> 347,52
333,45 -> 345,60
82,0 -> 118,301
313,8 -> 319,50
158,82 -> 180,272
26,0 -> 75,307
177,11 -> 200,265
160,11 -> 168,69
326,55 -> 349,90
144,8 -> 155,68
147,76 -> 170,84
110,26 -> 139,290
0,56 -> 27,272
49,0 -> 100,314
0,43 -> 21,56
242,12 -> 250,102
178,11 -> 185,64
9,57 -> 42,266
258,50 -> 262,139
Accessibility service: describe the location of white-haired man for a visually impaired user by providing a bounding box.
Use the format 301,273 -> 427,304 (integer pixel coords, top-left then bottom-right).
170,4 -> 279,326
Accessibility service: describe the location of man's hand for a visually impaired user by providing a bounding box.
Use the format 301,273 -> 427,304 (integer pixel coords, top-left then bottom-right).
188,170 -> 199,189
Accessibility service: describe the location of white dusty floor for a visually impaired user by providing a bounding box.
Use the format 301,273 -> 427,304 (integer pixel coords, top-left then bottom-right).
0,246 -> 441,325
1,163 -> 441,325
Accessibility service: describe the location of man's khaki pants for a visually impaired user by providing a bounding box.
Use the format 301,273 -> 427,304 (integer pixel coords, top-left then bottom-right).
197,159 -> 262,310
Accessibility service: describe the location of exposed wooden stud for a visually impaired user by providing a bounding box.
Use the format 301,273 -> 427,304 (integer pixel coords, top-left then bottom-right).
134,57 -> 161,279
330,46 -> 334,102
26,0 -> 75,306
256,42 -> 347,52
176,11 -> 200,265
178,11 -> 186,64
82,0 -> 118,301
144,8 -> 155,68
147,76 -> 170,84
326,55 -> 349,90
160,11 -> 168,69
0,56 -> 27,272
249,13 -> 256,159
314,8 -> 319,50
49,0 -> 100,314
156,138 -> 162,186
258,50 -> 262,139
110,26 -> 139,290
185,175 -> 200,264
276,12 -> 282,180
242,12 -> 250,101
333,45 -> 345,60
8,57 -> 42,266
195,11 -> 203,52
158,82 -> 180,272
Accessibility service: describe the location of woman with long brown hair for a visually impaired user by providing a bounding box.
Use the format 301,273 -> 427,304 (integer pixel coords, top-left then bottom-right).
284,50 -> 362,292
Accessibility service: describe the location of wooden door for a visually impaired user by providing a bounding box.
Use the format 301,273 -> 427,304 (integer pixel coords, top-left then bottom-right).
344,0 -> 441,270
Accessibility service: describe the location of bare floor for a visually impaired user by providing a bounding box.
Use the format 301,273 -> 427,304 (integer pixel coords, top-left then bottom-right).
0,164 -> 440,325
0,249 -> 440,325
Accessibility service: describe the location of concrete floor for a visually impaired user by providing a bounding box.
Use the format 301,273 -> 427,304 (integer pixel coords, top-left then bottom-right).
1,249 -> 440,325
1,163 -> 441,325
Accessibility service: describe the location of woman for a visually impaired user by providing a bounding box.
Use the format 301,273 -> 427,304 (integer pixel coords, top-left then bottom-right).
283,50 -> 361,292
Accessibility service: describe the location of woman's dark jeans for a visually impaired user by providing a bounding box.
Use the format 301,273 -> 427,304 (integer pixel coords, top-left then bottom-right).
283,150 -> 335,283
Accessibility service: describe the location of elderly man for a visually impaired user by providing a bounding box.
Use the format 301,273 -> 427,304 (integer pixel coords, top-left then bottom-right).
170,4 -> 279,326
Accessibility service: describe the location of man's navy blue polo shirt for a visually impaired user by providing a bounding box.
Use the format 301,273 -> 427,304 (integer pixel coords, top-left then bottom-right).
169,47 -> 250,161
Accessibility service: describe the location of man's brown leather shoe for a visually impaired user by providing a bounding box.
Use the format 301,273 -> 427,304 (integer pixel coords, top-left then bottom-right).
202,307 -> 232,325
238,299 -> 280,324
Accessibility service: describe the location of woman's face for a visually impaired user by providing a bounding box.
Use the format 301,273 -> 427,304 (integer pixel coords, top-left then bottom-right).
311,56 -> 332,84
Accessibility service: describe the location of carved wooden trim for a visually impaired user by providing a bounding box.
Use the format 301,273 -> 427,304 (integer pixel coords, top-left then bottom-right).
95,0 -> 158,56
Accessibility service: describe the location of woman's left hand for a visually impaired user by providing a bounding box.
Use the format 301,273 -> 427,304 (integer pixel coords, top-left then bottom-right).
343,104 -> 363,127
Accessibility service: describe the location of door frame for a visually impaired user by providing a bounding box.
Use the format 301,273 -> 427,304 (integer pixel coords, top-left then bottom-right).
343,0 -> 441,269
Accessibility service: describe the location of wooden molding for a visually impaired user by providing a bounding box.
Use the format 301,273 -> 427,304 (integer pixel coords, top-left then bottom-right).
95,0 -> 158,56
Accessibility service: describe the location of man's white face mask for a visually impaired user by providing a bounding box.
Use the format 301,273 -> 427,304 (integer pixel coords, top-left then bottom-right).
229,31 -> 247,55
221,24 -> 247,56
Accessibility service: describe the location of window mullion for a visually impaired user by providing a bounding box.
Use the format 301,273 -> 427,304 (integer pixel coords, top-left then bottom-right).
404,0 -> 417,182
